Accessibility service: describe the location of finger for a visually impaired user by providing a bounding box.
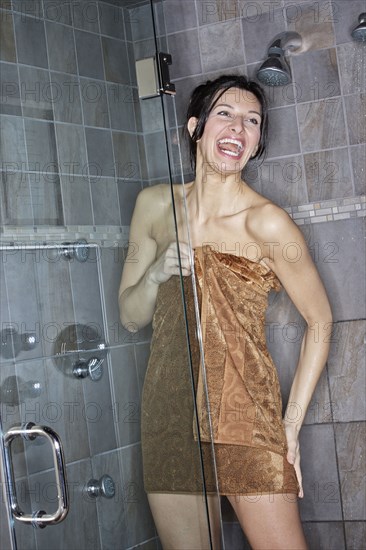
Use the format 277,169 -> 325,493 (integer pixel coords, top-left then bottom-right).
166,242 -> 192,262
169,267 -> 191,277
166,243 -> 179,258
286,442 -> 304,497
295,461 -> 304,498
179,267 -> 192,276
286,440 -> 298,465
165,259 -> 191,276
177,241 -> 192,256
165,255 -> 191,270
291,450 -> 303,498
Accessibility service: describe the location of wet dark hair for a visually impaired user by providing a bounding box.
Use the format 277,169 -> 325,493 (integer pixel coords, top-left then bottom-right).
185,74 -> 268,169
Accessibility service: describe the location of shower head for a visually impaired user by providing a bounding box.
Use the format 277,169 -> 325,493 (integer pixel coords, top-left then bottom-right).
257,48 -> 292,86
257,32 -> 302,87
351,13 -> 366,42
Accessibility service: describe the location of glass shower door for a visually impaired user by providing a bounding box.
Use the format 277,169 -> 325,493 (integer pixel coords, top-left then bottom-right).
0,0 -> 222,548
142,2 -> 224,547
0,243 -> 119,550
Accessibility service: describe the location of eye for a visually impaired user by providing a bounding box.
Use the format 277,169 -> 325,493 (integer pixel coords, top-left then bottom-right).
247,118 -> 259,125
217,110 -> 232,117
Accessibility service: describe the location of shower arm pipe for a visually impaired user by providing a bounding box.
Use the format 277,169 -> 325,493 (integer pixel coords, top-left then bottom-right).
267,31 -> 303,55
0,241 -> 96,262
0,242 -> 98,251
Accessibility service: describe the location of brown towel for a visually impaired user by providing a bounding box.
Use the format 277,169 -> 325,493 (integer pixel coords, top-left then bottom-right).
141,246 -> 299,495
194,246 -> 286,456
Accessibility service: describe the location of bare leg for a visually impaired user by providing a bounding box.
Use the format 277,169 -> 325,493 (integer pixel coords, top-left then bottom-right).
147,493 -> 222,550
227,493 -> 308,550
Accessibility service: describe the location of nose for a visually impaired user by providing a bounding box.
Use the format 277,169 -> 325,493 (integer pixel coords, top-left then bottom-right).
230,115 -> 245,133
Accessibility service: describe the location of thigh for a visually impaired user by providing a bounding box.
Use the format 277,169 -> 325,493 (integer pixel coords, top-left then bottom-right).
227,493 -> 308,550
147,493 -> 222,550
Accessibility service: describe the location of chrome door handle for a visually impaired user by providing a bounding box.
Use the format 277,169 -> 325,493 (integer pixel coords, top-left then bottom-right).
3,422 -> 69,528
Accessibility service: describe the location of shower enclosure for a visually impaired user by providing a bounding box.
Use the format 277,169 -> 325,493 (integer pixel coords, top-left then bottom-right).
0,1 -> 221,548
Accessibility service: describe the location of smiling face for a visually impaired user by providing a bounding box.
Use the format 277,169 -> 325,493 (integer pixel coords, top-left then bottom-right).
188,87 -> 262,176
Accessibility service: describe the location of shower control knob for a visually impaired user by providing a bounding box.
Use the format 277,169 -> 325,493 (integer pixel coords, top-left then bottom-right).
74,239 -> 89,263
86,475 -> 115,499
60,239 -> 89,262
72,357 -> 103,381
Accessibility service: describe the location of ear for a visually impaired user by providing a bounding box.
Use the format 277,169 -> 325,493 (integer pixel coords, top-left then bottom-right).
187,117 -> 198,138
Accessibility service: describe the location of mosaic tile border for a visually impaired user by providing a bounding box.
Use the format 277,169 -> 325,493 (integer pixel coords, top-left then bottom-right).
0,225 -> 130,248
285,196 -> 366,225
0,196 -> 365,245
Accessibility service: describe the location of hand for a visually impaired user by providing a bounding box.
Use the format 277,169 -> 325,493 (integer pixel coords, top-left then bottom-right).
148,241 -> 192,285
284,423 -> 304,498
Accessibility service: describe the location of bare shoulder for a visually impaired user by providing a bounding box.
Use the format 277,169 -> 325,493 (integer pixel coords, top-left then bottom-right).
249,200 -> 304,243
138,181 -> 187,217
133,183 -> 171,221
245,199 -> 310,267
135,183 -> 171,207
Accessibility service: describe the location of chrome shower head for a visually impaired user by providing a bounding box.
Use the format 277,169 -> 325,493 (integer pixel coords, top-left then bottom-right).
257,47 -> 292,86
352,13 -> 366,42
257,32 -> 302,87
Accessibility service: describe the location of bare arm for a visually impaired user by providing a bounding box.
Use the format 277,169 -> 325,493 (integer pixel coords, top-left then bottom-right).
260,205 -> 333,494
118,186 -> 191,332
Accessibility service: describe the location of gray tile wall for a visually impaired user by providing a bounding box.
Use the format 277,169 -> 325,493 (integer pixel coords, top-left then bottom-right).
0,244 -> 159,550
159,0 -> 365,209
0,0 -> 146,231
1,1 -> 365,548
139,0 -> 365,547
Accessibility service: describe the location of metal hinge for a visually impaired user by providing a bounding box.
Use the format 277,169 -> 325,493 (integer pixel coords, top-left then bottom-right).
136,52 -> 176,99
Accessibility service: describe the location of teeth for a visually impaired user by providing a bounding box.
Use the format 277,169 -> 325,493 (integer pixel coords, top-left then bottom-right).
217,138 -> 243,151
221,149 -> 240,157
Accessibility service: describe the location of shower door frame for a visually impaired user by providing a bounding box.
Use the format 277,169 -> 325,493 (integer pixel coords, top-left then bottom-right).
148,0 -> 225,546
0,0 -> 223,547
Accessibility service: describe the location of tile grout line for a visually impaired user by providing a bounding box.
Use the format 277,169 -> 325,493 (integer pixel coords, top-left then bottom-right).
11,4 -> 35,226
42,0 -> 64,228
96,0 -> 122,227
70,0 -> 96,228
333,22 -> 357,203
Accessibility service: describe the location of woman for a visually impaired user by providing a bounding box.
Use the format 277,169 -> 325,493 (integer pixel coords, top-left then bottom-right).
119,75 -> 332,549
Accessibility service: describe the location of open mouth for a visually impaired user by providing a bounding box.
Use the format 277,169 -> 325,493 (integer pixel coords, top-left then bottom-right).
217,138 -> 244,158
